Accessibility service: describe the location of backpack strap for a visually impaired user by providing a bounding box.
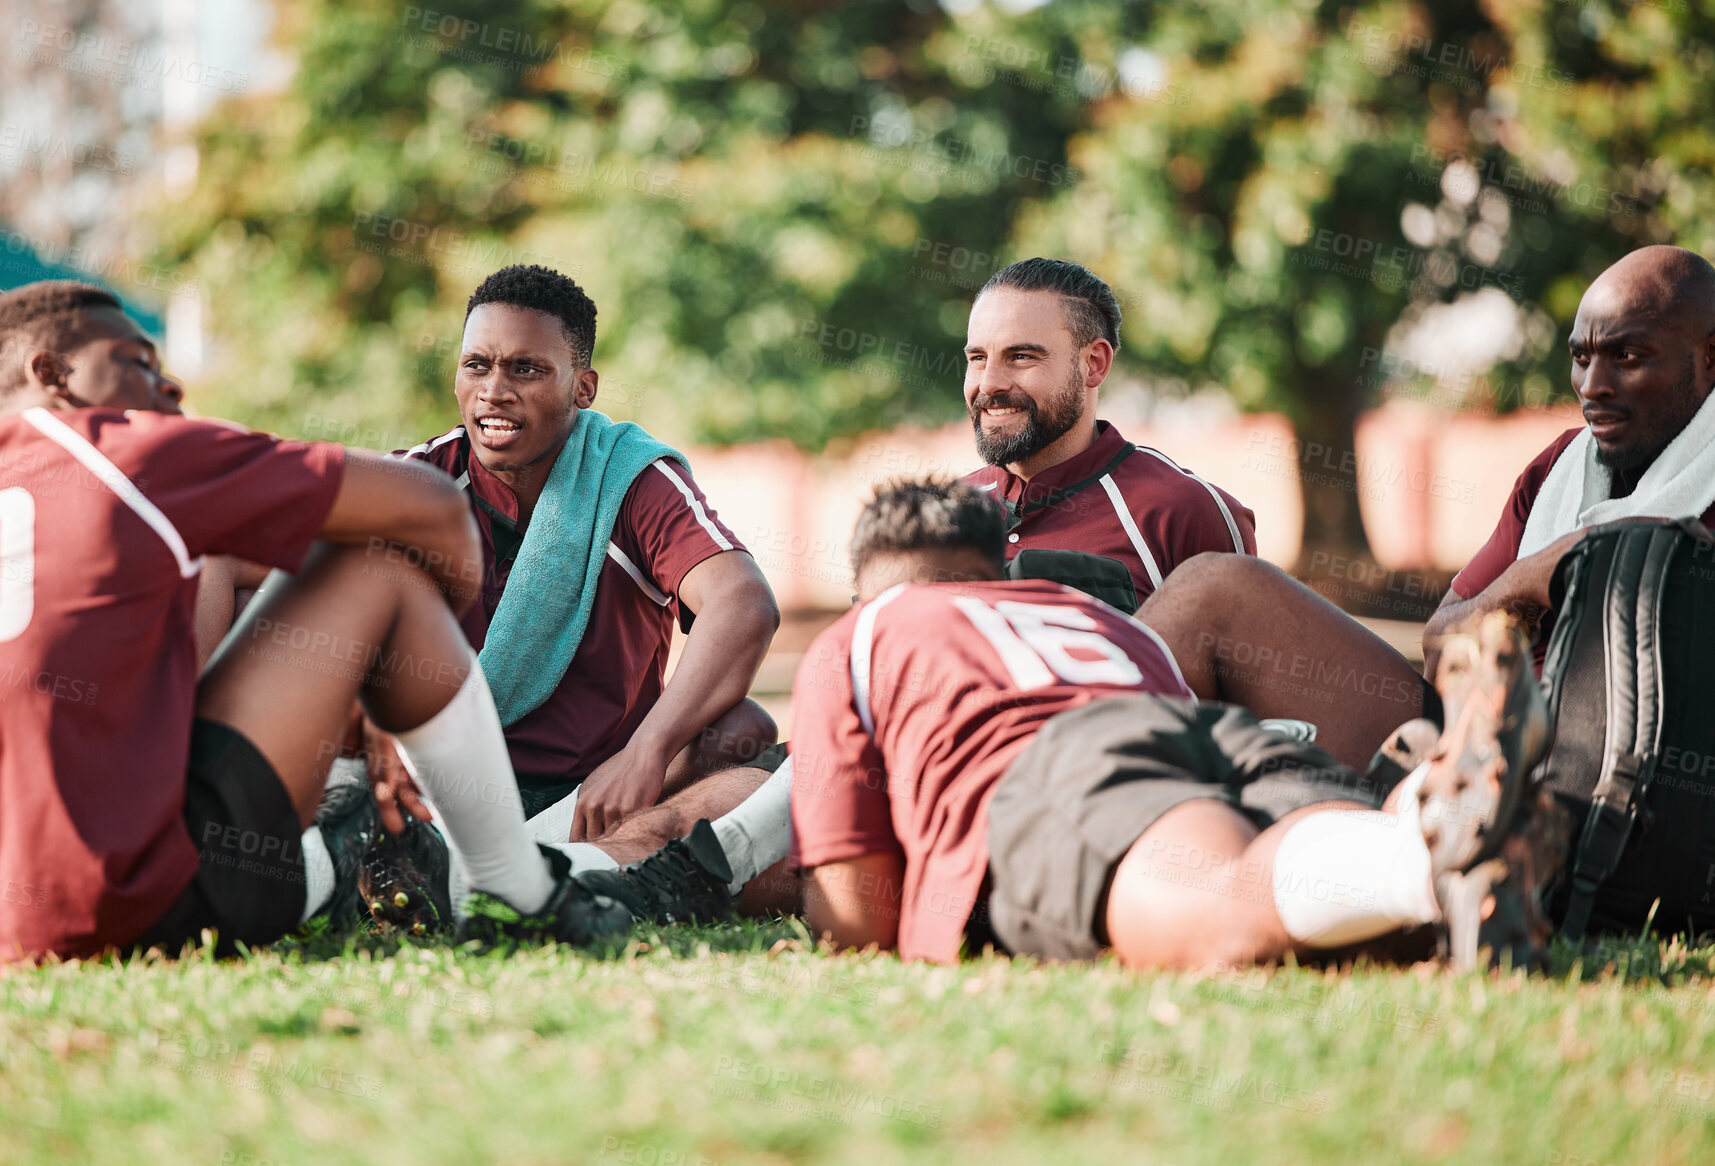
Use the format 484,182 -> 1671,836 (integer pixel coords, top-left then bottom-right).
1559,524 -> 1677,941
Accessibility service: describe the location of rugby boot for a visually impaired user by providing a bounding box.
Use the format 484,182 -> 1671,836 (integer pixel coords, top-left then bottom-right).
578,819 -> 735,925
1418,612 -> 1563,969
360,814 -> 454,937
455,845 -> 634,948
299,781 -> 381,937
1364,717 -> 1442,800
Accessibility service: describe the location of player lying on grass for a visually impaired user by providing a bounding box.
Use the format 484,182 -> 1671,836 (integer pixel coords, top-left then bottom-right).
785,479 -> 1570,971
0,281 -> 632,962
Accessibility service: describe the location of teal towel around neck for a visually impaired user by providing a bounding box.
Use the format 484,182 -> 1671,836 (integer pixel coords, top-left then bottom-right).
477,409 -> 685,726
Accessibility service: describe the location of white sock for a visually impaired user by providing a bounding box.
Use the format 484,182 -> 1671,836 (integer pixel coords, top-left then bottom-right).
392,653 -> 554,915
326,756 -> 368,791
299,826 -> 335,924
544,842 -> 620,875
711,756 -> 794,894
1270,763 -> 1440,947
518,787 -> 619,875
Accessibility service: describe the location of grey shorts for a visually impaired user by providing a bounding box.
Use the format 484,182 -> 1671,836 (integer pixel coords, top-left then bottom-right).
984,696 -> 1385,962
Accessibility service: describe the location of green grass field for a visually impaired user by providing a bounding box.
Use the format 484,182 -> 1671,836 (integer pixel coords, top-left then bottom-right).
4,921 -> 1714,1166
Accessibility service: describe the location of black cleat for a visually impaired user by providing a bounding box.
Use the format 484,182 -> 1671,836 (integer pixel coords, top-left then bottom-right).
455,846 -> 634,948
1420,612 -> 1561,970
361,815 -> 454,937
1365,717 -> 1442,799
578,819 -> 735,926
299,781 -> 381,938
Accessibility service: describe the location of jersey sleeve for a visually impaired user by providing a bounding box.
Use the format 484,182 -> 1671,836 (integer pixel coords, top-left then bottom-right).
788,620 -> 902,871
612,459 -> 747,599
1450,428 -> 1581,599
1161,476 -> 1255,562
123,414 -> 345,572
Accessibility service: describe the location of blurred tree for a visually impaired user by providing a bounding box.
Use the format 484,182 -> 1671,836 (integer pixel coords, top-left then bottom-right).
149,0 -> 1082,451
1011,0 -> 1667,566
149,0 -> 1685,567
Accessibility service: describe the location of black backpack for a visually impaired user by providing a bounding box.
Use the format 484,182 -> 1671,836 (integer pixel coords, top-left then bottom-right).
1534,519 -> 1715,941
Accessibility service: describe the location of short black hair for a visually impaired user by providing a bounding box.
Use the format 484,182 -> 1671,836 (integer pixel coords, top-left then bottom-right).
0,281 -> 125,391
849,478 -> 1008,580
979,257 -> 1121,353
465,264 -> 597,367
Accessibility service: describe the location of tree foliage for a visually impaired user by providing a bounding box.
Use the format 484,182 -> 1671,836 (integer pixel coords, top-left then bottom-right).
150,0 -> 1703,557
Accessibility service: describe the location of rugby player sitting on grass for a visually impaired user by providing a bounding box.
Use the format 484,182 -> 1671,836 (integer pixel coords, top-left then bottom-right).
0,281 -> 631,962
1423,244 -> 1715,679
959,258 -> 1256,611
788,479 -> 1570,971
327,264 -> 793,929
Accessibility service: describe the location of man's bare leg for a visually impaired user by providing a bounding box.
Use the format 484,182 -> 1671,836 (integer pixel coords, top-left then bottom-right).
1138,552 -> 1430,770
591,766 -> 772,865
1104,612 -> 1559,971
1104,798 -> 1389,968
197,543 -> 559,922
659,699 -> 778,800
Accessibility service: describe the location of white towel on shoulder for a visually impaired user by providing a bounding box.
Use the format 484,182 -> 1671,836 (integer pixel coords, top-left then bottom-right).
1518,390 -> 1715,559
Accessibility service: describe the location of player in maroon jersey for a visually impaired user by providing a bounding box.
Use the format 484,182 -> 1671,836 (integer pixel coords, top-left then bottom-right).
1423,245 -> 1715,679
790,479 -> 1568,970
955,259 -> 1432,772
0,281 -> 628,962
960,258 -> 1255,613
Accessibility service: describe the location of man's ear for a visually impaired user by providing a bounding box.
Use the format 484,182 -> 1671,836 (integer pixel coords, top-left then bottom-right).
1082,337 -> 1115,390
575,367 -> 599,410
24,348 -> 74,398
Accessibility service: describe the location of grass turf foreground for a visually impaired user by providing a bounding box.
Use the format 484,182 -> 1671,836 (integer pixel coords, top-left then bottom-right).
2,922 -> 1714,1166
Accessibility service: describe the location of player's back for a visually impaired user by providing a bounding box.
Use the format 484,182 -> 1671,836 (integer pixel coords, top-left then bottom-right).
853,577 -> 1192,788
0,406 -> 342,960
790,576 -> 1194,962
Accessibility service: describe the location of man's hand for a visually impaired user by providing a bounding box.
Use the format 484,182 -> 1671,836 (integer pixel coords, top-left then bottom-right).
1492,529 -> 1587,620
1423,529 -> 1586,680
569,742 -> 670,841
362,718 -> 433,835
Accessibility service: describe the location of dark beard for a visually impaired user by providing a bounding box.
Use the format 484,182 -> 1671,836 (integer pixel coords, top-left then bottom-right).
1593,359 -> 1701,498
970,364 -> 1086,467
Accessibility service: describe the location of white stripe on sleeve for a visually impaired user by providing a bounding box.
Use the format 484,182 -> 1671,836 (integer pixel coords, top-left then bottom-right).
651,460 -> 734,550
23,408 -> 203,578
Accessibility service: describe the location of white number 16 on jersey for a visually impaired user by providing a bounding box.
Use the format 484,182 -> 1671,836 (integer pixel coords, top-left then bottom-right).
0,487 -> 35,642
951,597 -> 1143,688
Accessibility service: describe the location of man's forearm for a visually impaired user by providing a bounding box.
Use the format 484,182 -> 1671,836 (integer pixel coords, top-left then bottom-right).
629,590 -> 777,762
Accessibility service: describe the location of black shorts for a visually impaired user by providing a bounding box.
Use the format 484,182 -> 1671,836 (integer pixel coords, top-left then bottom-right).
984,696 -> 1386,962
518,776 -> 585,821
135,720 -> 306,955
749,742 -> 791,774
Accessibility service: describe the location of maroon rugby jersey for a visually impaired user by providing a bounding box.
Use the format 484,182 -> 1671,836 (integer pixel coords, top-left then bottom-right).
1452,427 -> 1715,669
402,426 -> 743,784
789,578 -> 1193,964
0,408 -> 343,961
962,420 -> 1256,602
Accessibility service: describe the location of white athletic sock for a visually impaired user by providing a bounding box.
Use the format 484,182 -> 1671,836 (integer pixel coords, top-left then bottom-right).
326,756 -> 368,791
299,826 -> 336,924
392,653 -> 554,915
516,787 -> 619,875
711,756 -> 794,894
1270,763 -> 1440,947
